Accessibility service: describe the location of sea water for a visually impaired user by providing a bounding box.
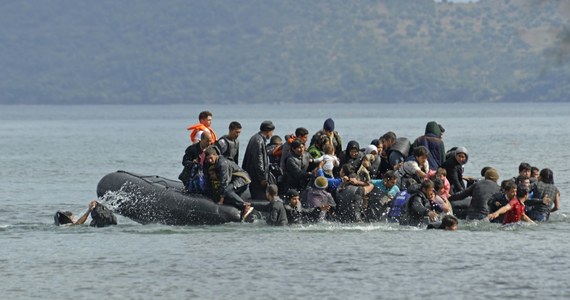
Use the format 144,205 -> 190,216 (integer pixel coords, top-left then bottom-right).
1,103 -> 569,299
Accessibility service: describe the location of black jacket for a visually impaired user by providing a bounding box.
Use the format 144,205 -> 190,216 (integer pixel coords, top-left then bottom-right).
284,202 -> 322,224
400,191 -> 432,226
442,156 -> 465,194
178,143 -> 205,186
242,132 -> 269,183
335,184 -> 364,223
284,152 -> 311,191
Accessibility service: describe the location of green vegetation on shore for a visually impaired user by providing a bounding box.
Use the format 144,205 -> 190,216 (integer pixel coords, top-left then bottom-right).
1,0 -> 569,104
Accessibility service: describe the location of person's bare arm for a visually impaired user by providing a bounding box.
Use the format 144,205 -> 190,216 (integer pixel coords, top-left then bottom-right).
74,200 -> 97,225
488,204 -> 512,221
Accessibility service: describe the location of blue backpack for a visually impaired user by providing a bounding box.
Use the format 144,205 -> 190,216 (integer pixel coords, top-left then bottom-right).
387,190 -> 410,222
187,162 -> 205,193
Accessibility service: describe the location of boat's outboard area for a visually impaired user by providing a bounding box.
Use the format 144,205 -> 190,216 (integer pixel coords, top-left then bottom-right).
97,170 -> 242,225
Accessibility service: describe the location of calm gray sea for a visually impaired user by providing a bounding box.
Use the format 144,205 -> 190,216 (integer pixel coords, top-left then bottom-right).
1,103 -> 569,299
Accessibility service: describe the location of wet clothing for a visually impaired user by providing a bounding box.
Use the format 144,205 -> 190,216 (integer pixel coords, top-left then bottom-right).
242,132 -> 271,200
528,181 -> 560,221
487,192 -> 510,223
449,179 -> 499,220
411,122 -> 445,170
304,187 -> 336,220
215,135 -> 239,164
284,202 -> 322,224
335,184 -> 365,223
400,191 -> 433,227
371,180 -> 400,198
267,199 -> 288,226
503,198 -> 525,225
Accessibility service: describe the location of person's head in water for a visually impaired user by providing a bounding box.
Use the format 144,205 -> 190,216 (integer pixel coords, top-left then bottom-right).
285,189 -> 300,206
440,215 -> 458,231
54,211 -> 74,225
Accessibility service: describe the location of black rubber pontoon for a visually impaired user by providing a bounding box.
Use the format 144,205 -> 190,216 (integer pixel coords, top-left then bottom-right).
96,171 -> 242,225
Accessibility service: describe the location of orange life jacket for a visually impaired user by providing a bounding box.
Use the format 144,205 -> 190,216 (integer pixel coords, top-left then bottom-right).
187,123 -> 217,143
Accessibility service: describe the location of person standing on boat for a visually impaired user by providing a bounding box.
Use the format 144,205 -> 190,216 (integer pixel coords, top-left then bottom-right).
187,111 -> 217,144
378,131 -> 397,176
283,139 -> 312,193
242,120 -> 275,200
279,127 -> 309,171
178,131 -> 212,192
309,118 -> 343,160
204,147 -> 253,220
214,121 -> 241,164
411,121 -> 445,171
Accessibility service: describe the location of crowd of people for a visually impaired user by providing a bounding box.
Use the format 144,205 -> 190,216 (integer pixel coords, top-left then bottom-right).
179,111 -> 561,229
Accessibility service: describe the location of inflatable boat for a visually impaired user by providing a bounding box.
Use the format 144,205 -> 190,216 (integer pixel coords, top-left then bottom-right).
96,170 -> 245,225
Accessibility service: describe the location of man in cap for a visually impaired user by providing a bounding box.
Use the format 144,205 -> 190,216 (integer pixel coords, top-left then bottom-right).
303,176 -> 335,221
242,120 -> 275,200
309,118 -> 343,160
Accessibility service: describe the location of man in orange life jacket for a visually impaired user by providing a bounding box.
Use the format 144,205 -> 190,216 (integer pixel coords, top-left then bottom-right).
187,111 -> 217,144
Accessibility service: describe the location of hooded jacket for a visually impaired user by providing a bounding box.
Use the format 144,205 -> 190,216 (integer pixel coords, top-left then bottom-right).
411,121 -> 445,170
341,140 -> 363,170
442,148 -> 469,194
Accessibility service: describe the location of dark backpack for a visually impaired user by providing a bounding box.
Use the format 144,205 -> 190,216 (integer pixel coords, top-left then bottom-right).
387,190 -> 411,223
90,203 -> 117,227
